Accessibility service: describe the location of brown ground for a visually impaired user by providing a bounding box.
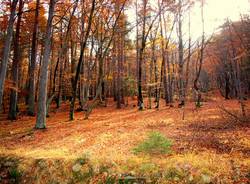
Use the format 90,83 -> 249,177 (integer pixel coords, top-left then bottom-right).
0,97 -> 249,183
0,98 -> 249,158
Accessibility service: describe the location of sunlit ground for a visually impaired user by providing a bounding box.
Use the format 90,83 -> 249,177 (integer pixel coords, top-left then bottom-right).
0,97 -> 249,183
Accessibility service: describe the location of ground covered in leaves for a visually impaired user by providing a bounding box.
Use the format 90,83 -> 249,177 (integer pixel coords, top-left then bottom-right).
0,97 -> 249,183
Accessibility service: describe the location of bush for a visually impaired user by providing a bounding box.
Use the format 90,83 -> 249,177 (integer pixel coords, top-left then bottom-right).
9,167 -> 22,183
133,132 -> 172,155
71,156 -> 94,182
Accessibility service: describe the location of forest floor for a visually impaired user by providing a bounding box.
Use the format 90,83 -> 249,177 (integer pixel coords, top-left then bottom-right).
0,95 -> 249,183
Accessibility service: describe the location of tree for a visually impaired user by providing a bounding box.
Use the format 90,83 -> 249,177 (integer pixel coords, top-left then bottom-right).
116,1 -> 126,109
177,0 -> 185,107
193,0 -> 205,108
8,0 -> 24,120
84,0 -> 127,119
69,0 -> 96,121
137,0 -> 162,110
35,0 -> 56,129
0,0 -> 18,112
27,0 -> 40,116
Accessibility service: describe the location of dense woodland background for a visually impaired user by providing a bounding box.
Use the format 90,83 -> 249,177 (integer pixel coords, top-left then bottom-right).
0,0 -> 249,183
0,0 -> 249,125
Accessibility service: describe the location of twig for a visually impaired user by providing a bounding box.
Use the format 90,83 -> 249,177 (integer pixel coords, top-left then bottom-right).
218,105 -> 246,123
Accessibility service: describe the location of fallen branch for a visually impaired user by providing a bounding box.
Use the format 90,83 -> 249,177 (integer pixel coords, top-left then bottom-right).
218,105 -> 247,123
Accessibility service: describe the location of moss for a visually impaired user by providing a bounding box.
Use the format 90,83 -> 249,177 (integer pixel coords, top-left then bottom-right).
133,132 -> 172,155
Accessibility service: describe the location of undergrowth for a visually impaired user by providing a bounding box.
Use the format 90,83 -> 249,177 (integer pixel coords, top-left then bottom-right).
0,153 -> 249,183
133,131 -> 173,155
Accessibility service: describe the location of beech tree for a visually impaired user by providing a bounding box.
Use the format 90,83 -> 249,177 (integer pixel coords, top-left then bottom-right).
177,0 -> 185,107
0,0 -> 248,126
0,0 -> 18,112
8,0 -> 23,120
69,0 -> 96,121
27,0 -> 40,116
35,0 -> 56,129
193,0 -> 205,107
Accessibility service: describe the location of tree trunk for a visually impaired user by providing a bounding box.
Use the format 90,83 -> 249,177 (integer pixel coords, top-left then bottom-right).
156,55 -> 164,109
225,74 -> 230,100
137,0 -> 147,110
138,48 -> 144,110
117,34 -> 122,109
194,0 -> 205,108
148,42 -> 155,109
27,0 -> 40,116
178,0 -> 185,107
112,45 -> 117,101
35,0 -> 55,129
0,0 -> 18,112
8,0 -> 23,120
159,9 -> 169,106
69,0 -> 96,120
35,47 -> 43,102
46,56 -> 59,116
154,57 -> 158,103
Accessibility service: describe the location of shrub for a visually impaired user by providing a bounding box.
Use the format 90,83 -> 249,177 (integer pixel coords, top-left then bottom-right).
71,155 -> 94,183
133,132 -> 172,155
9,167 -> 22,183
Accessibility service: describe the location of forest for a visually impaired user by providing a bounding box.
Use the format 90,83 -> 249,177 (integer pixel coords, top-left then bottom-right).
0,0 -> 249,183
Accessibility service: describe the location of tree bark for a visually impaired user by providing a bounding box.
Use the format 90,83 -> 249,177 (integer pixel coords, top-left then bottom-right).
137,0 -> 147,110
8,0 -> 24,120
0,0 -> 18,112
193,0 -> 205,108
159,11 -> 169,106
35,0 -> 55,129
69,0 -> 96,120
178,0 -> 185,107
27,0 -> 40,116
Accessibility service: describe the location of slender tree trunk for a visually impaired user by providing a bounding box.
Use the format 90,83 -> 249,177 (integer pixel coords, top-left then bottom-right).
225,74 -> 230,100
8,0 -> 23,120
178,0 -> 185,107
116,15 -> 123,108
159,7 -> 170,106
138,47 -> 144,110
46,0 -> 79,115
35,0 -> 55,129
162,11 -> 176,105
35,47 -> 43,102
135,0 -> 140,106
184,8 -> 191,101
27,0 -> 40,115
69,0 -> 96,120
148,39 -> 155,109
163,54 -> 169,105
182,9 -> 191,120
114,3 -> 125,108
85,37 -> 94,103
154,57 -> 158,103
112,44 -> 117,101
57,24 -> 64,109
194,0 -> 205,108
46,56 -> 59,116
84,0 -> 127,119
121,36 -> 125,105
156,56 -> 164,109
168,52 -> 173,104
237,58 -> 246,117
117,41 -> 122,109
84,55 -> 104,119
0,0 -> 18,112
159,12 -> 169,105
137,0 -> 147,110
